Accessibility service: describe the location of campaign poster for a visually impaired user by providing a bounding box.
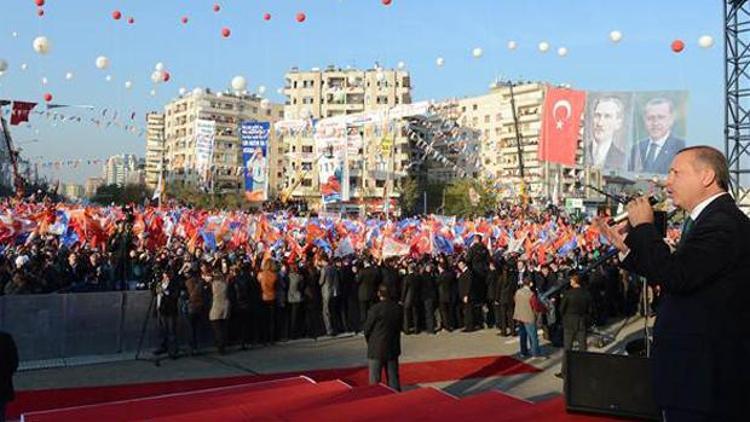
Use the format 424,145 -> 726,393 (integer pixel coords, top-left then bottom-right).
195,119 -> 216,188
241,121 -> 270,202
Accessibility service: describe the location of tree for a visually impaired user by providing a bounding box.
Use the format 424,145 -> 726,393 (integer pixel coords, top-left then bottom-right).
91,183 -> 152,206
444,178 -> 499,217
397,176 -> 419,215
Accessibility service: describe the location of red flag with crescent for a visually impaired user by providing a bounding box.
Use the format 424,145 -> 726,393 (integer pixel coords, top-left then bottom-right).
538,86 -> 586,166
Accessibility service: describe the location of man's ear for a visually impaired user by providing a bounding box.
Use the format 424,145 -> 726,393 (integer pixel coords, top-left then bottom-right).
701,167 -> 717,189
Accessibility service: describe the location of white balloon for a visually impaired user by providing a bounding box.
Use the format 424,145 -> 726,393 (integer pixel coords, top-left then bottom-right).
257,85 -> 266,95
538,42 -> 550,53
0,71 -> 4,78
276,87 -> 284,95
125,81 -> 133,89
192,87 -> 203,96
472,47 -> 483,58
231,75 -> 247,91
0,60 -> 7,72
65,71 -> 73,80
609,30 -> 623,43
105,75 -> 113,82
260,98 -> 270,109
179,87 -> 187,95
151,70 -> 163,83
557,47 -> 568,57
95,56 -> 110,70
11,32 -> 18,38
698,35 -> 714,49
41,76 -> 48,85
20,63 -> 27,71
436,57 -> 445,67
32,36 -> 51,55
507,40 -> 518,50
150,89 -> 157,97
155,62 -> 165,72
397,61 -> 406,70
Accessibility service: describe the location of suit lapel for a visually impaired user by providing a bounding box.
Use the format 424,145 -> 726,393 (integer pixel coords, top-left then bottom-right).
679,194 -> 733,248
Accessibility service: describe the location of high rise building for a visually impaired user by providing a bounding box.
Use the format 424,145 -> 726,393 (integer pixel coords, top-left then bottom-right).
162,90 -> 284,195
63,183 -> 85,200
84,177 -> 105,198
102,154 -> 139,187
145,112 -> 165,190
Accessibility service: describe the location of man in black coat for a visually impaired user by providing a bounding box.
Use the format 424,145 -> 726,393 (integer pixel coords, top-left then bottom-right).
0,330 -> 18,422
436,263 -> 455,332
400,264 -> 420,334
420,263 -> 437,334
598,146 -> 750,420
556,274 -> 592,378
364,284 -> 403,391
457,260 -> 475,332
356,260 -> 381,326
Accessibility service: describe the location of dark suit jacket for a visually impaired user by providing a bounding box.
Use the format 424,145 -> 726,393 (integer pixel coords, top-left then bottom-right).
457,270 -> 473,301
400,274 -> 420,307
628,135 -> 685,174
559,287 -> 592,330
356,266 -> 381,302
622,194 -> 750,416
363,300 -> 403,360
0,331 -> 19,402
586,141 -> 627,170
436,271 -> 455,304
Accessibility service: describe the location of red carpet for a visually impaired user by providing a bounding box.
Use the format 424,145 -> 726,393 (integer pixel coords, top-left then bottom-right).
9,354 -> 537,419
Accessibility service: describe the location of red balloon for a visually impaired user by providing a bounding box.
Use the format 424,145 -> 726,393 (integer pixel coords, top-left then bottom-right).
43,93 -> 52,102
296,12 -> 306,23
35,0 -> 44,6
263,12 -> 271,21
128,17 -> 135,24
671,39 -> 685,53
37,7 -> 44,16
213,4 -> 220,13
112,10 -> 122,20
221,27 -> 231,38
181,16 -> 188,24
382,0 -> 392,5
162,71 -> 170,82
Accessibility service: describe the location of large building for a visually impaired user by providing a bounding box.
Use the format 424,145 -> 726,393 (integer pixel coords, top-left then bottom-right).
84,177 -> 104,198
63,183 -> 84,200
102,154 -> 140,187
163,90 -> 284,196
279,66 -> 414,209
145,112 -> 165,190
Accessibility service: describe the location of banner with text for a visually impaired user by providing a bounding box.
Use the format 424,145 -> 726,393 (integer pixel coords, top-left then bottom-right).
195,119 -> 216,189
241,121 -> 270,202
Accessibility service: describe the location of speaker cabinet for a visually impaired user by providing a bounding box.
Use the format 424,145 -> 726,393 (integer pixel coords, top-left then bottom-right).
564,351 -> 659,420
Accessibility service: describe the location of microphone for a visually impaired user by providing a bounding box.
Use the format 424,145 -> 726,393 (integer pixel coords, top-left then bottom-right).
609,196 -> 661,225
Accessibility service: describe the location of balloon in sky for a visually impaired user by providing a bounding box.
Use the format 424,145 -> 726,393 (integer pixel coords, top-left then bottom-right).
192,87 -> 203,95
32,36 -> 51,55
213,4 -> 221,13
472,47 -> 483,58
35,0 -> 45,6
112,10 -> 122,20
557,46 -> 568,57
221,27 -> 231,38
263,13 -> 271,21
436,57 -> 445,67
95,56 -> 110,70
21,63 -> 28,71
127,17 -> 134,25
37,8 -> 44,17
538,41 -> 550,53
43,93 -> 52,102
124,81 -> 133,90
296,12 -> 306,23
231,75 -> 247,91
0,60 -> 7,72
162,71 -> 170,82
179,87 -> 187,95
257,85 -> 266,95
12,32 -> 18,38
181,16 -> 188,24
65,71 -> 73,80
151,70 -> 163,83
397,61 -> 405,70
698,35 -> 714,49
609,30 -> 623,43
155,62 -> 165,72
507,40 -> 517,50
671,39 -> 685,53
105,75 -> 112,82
150,89 -> 157,97
41,76 -> 48,85
382,0 -> 393,5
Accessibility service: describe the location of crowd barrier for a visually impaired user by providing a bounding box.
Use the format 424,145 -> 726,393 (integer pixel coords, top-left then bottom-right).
0,291 -> 214,363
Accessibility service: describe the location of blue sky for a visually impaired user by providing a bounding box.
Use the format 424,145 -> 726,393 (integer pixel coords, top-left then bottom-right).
0,0 -> 724,184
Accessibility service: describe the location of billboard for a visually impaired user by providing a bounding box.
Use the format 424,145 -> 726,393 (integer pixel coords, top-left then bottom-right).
241,121 -> 270,202
583,90 -> 688,175
194,119 -> 216,188
314,121 -> 347,204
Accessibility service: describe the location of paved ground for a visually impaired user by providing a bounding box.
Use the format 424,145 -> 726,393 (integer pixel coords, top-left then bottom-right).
15,315 -> 651,402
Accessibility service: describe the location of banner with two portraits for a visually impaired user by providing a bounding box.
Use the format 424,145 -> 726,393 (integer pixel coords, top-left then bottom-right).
583,91 -> 688,175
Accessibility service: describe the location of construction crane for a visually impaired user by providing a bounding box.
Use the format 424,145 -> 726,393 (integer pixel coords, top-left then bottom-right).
0,114 -> 26,199
279,147 -> 333,204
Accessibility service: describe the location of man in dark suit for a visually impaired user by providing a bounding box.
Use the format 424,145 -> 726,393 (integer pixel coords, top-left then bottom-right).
628,97 -> 686,174
0,330 -> 19,422
556,274 -> 592,379
598,146 -> 750,420
586,96 -> 627,171
400,263 -> 420,334
364,284 -> 403,391
457,260 -> 475,332
356,259 -> 381,327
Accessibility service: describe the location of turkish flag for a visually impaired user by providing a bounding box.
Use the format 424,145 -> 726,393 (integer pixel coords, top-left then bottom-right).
537,87 -> 586,166
10,101 -> 37,126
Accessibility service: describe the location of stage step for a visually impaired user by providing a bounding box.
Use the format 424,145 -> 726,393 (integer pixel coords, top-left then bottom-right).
402,390 -> 535,420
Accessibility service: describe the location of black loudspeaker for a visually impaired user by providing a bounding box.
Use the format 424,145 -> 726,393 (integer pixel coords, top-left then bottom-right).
564,351 -> 660,420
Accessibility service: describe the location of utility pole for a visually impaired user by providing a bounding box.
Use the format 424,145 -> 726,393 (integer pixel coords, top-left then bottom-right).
508,81 -> 526,202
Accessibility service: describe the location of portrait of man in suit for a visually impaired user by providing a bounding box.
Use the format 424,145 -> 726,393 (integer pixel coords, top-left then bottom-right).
629,97 -> 686,174
586,97 -> 628,171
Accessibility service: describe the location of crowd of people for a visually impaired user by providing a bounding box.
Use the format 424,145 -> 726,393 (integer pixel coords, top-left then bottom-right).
0,198 -> 666,358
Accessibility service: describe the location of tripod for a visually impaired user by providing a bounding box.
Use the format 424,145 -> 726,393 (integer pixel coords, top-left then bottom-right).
134,291 -> 164,367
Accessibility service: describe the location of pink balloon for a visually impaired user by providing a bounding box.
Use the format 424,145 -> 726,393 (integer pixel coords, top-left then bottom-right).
263,12 -> 271,21
296,12 -> 306,23
671,39 -> 685,53
127,17 -> 135,24
37,7 -> 44,16
213,4 -> 221,13
112,10 -> 122,20
221,27 -> 231,38
382,0 -> 392,5
43,93 -> 52,102
181,16 -> 188,24
35,0 -> 45,6
162,71 -> 170,82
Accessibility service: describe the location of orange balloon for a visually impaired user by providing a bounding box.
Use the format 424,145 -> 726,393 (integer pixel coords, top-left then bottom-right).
671,39 -> 685,53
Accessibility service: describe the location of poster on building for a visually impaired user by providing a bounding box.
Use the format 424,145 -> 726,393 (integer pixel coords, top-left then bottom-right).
194,119 -> 216,189
628,91 -> 689,175
240,121 -> 270,202
314,121 -> 347,204
583,92 -> 634,172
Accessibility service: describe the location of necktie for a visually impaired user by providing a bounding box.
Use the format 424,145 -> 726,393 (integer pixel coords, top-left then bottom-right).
644,142 -> 658,171
677,217 -> 694,249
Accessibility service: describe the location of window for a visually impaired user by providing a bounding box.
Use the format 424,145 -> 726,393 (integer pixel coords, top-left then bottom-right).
301,178 -> 312,187
375,180 -> 385,188
484,115 -> 490,123
302,145 -> 313,153
472,104 -> 478,111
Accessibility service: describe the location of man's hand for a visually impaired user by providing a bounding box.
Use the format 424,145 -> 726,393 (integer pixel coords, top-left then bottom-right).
593,216 -> 629,253
626,196 -> 654,227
